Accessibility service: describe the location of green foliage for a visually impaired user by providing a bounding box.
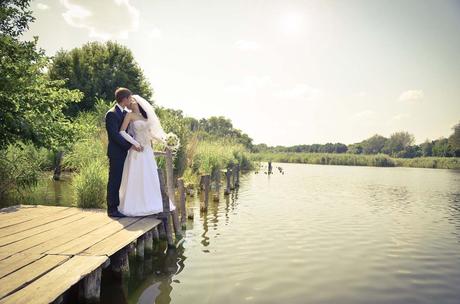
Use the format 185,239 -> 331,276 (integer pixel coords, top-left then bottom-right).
383,131 -> 415,156
189,139 -> 252,176
448,122 -> 460,156
72,160 -> 107,208
0,142 -> 43,200
0,0 -> 83,150
155,107 -> 190,175
48,41 -> 152,116
195,116 -> 253,150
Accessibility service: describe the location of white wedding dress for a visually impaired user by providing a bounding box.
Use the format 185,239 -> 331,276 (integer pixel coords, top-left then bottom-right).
118,119 -> 175,216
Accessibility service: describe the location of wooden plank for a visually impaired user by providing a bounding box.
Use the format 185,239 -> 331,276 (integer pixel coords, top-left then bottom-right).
0,255 -> 69,299
82,217 -> 161,256
0,208 -> 83,239
0,212 -> 85,246
0,206 -> 72,229
0,254 -> 44,279
46,217 -> 141,255
0,213 -> 113,255
0,255 -> 107,304
0,205 -> 70,219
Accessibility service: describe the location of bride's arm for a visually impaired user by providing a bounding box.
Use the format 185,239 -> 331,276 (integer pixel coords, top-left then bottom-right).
119,113 -> 142,148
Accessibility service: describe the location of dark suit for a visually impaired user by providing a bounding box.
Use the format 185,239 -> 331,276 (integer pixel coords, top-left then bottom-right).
105,105 -> 132,213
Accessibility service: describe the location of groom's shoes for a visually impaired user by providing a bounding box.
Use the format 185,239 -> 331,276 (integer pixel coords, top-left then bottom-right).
108,210 -> 127,218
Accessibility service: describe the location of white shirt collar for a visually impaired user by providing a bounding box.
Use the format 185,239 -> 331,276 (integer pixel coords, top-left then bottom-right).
116,103 -> 124,113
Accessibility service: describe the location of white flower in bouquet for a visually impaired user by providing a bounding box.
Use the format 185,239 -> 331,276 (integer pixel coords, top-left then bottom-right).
164,132 -> 180,152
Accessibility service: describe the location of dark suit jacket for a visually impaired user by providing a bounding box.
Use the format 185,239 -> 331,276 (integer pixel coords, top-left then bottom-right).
105,106 -> 132,159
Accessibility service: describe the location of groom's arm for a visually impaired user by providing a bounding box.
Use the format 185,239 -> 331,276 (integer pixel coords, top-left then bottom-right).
105,112 -> 132,150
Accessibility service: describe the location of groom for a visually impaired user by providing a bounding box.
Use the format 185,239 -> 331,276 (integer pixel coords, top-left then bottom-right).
105,87 -> 142,217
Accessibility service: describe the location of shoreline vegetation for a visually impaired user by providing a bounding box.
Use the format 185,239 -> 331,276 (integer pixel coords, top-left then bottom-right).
251,152 -> 460,170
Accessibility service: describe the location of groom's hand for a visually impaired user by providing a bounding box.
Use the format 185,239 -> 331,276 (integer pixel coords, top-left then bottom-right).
132,145 -> 143,152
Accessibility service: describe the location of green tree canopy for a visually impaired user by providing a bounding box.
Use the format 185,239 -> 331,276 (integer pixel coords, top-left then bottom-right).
0,0 -> 82,150
48,41 -> 152,116
383,132 -> 415,156
448,122 -> 460,156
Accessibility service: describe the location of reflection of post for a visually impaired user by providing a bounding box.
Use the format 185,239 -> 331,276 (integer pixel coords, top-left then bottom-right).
268,161 -> 272,174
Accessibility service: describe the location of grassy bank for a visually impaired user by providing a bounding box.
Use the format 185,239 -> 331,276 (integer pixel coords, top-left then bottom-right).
251,152 -> 460,169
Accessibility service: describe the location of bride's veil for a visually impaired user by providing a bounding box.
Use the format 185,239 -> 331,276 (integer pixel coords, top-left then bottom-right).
132,95 -> 167,143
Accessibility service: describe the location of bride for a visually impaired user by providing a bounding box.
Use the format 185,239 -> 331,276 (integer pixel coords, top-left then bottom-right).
118,95 -> 175,216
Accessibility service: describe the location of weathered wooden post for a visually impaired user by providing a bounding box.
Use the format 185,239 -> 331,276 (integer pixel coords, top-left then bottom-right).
152,226 -> 160,242
53,151 -> 63,181
145,231 -> 153,254
230,165 -> 235,190
212,169 -> 220,202
201,175 -> 210,211
178,178 -> 187,229
234,163 -> 240,187
111,248 -> 130,279
224,167 -> 232,195
79,268 -> 102,303
158,169 -> 175,248
136,234 -> 145,260
128,241 -> 136,260
165,148 -> 182,238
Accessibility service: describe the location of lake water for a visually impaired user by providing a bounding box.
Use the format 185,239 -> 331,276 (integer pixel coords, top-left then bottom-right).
102,163 -> 460,304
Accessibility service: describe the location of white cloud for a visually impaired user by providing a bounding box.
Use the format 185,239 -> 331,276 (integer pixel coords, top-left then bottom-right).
352,110 -> 375,120
235,40 -> 260,51
356,91 -> 367,97
60,0 -> 139,40
37,3 -> 49,10
399,90 -> 424,102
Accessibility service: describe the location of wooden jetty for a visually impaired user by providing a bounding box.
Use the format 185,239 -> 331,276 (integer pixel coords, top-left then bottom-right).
0,205 -> 161,304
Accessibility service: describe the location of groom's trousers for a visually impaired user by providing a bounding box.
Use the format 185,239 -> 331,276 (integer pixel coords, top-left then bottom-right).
107,156 -> 125,213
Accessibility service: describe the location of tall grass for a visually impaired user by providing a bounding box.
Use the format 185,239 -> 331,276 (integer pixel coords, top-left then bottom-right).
182,138 -> 252,186
251,152 -> 460,169
72,160 -> 108,208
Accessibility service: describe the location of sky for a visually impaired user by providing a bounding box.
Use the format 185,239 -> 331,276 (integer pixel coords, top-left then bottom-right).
23,0 -> 460,146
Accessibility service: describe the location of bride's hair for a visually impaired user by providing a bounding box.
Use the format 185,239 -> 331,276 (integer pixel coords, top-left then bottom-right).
137,103 -> 148,119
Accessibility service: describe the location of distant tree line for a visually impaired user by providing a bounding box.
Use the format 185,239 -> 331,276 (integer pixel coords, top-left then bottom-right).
254,126 -> 460,158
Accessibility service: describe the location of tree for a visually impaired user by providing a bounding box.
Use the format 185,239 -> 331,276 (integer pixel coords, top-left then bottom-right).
0,0 -> 82,150
48,41 -> 152,116
383,132 -> 415,156
361,134 -> 388,154
432,138 -> 452,157
448,122 -> 460,157
420,140 -> 433,157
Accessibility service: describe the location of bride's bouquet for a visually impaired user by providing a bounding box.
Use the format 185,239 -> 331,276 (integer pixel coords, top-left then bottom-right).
165,132 -> 180,152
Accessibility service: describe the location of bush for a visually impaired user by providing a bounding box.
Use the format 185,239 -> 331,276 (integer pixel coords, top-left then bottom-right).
0,142 -> 43,200
73,160 -> 108,208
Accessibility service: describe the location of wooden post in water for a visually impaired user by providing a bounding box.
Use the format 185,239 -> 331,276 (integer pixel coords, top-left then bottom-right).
152,226 -> 160,242
158,169 -> 175,247
136,235 -> 145,260
178,178 -> 187,229
111,248 -> 130,279
212,169 -> 220,202
224,168 -> 232,195
234,163 -> 240,188
230,165 -> 235,190
78,267 -> 102,303
145,231 -> 153,254
201,175 -> 210,211
165,148 -> 182,238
